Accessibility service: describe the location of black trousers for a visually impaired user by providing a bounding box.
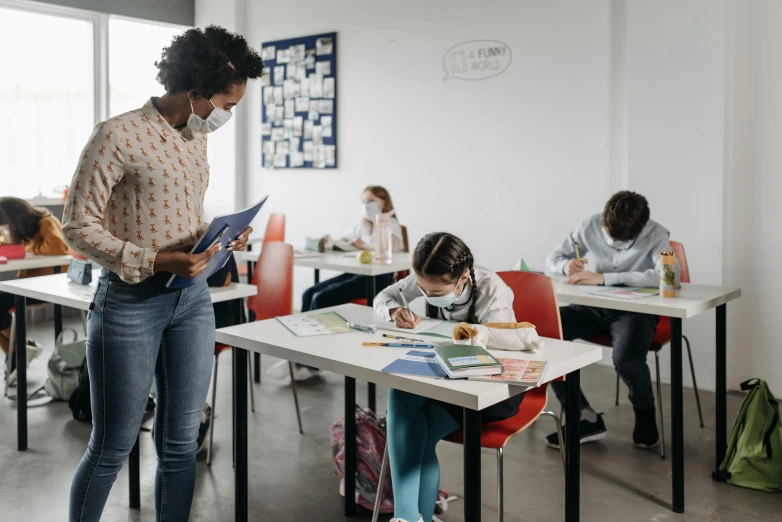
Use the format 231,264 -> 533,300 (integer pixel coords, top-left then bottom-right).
551,305 -> 659,413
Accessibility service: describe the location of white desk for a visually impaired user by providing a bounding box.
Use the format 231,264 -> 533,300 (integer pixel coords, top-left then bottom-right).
0,270 -> 257,453
0,254 -> 72,273
234,249 -> 413,407
552,277 -> 741,514
216,303 -> 602,522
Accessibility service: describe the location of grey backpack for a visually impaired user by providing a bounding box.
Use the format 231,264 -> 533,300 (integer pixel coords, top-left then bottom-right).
45,328 -> 87,401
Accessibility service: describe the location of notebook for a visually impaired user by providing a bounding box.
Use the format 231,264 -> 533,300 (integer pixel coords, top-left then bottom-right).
166,196 -> 268,288
468,358 -> 549,387
381,350 -> 448,379
433,344 -> 504,378
373,319 -> 458,339
582,287 -> 659,300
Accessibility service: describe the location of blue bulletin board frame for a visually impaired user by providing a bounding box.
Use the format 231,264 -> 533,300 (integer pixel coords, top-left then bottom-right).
260,32 -> 337,169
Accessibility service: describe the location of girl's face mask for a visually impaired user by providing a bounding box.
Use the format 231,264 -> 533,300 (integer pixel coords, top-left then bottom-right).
417,272 -> 468,308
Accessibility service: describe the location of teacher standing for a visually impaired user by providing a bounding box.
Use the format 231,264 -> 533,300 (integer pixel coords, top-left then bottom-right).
63,26 -> 263,521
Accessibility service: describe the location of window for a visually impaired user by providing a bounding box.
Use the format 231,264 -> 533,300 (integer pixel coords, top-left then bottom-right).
0,1 -> 189,199
0,6 -> 94,199
109,18 -> 183,117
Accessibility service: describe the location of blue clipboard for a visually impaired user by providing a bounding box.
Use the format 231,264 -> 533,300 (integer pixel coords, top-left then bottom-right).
165,195 -> 269,289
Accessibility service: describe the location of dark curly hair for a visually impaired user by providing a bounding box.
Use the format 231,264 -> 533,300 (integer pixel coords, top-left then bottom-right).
155,25 -> 264,97
602,190 -> 650,242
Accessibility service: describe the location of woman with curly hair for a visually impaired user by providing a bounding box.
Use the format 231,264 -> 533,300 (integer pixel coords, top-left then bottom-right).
64,26 -> 263,521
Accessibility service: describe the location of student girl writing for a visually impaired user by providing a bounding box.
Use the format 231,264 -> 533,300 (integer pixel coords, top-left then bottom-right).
270,185 -> 404,381
373,232 -> 522,522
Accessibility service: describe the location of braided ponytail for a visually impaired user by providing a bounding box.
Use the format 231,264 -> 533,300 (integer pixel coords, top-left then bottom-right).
413,232 -> 479,322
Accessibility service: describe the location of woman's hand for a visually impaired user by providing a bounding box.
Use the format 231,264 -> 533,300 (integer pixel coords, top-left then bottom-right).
228,226 -> 253,251
391,308 -> 421,329
153,243 -> 221,278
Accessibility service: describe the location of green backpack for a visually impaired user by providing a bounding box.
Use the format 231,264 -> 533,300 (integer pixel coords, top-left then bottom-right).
717,379 -> 782,492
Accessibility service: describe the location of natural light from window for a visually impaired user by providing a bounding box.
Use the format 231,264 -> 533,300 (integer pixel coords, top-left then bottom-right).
109,18 -> 183,118
0,7 -> 93,199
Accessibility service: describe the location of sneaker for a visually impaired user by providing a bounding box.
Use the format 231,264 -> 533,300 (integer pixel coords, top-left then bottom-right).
632,408 -> 660,449
267,360 -> 319,382
6,342 -> 44,387
391,518 -> 424,522
546,413 -> 608,449
196,403 -> 212,454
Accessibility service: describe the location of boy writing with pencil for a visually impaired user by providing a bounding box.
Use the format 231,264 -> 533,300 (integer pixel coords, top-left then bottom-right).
545,191 -> 679,450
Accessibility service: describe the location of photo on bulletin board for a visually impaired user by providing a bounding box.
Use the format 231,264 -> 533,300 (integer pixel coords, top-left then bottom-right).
260,32 -> 337,169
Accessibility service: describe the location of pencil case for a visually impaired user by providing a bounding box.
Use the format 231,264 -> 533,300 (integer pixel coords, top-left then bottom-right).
0,244 -> 26,260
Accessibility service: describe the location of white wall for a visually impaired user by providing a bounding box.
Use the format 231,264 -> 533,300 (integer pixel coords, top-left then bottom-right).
194,0 -> 782,393
723,0 -> 782,388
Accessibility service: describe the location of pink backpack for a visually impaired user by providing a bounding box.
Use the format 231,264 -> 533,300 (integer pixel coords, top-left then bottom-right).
331,405 -> 394,513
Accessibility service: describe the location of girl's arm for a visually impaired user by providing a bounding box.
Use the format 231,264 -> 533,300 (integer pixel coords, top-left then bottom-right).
373,274 -> 421,322
27,217 -> 69,255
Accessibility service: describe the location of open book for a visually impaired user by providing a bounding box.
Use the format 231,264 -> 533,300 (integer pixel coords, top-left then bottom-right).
372,319 -> 458,339
468,358 -> 549,387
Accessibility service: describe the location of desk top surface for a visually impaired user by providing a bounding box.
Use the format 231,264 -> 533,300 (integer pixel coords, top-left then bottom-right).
0,254 -> 72,273
216,304 -> 602,410
0,270 -> 257,310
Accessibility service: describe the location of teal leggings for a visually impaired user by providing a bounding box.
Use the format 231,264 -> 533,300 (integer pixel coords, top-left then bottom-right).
387,389 -> 461,522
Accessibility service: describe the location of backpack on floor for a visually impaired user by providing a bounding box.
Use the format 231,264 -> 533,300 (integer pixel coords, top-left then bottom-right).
716,378 -> 782,492
331,405 -> 394,513
69,356 -> 92,423
45,328 -> 87,401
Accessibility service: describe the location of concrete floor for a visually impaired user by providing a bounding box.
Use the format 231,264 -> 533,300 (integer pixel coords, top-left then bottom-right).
1,316 -> 779,522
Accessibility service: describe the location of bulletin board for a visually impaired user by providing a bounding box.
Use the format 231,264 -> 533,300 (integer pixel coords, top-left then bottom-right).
260,32 -> 337,169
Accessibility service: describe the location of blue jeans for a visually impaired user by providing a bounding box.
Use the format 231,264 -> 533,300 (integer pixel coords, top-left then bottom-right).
69,270 -> 215,521
301,273 -> 393,312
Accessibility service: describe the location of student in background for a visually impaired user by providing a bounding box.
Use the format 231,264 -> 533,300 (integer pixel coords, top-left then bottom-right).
374,232 -> 519,522
268,185 -> 403,381
544,190 -> 679,450
0,197 -> 69,382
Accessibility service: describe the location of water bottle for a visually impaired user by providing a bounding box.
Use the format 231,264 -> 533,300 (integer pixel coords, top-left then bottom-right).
374,213 -> 393,265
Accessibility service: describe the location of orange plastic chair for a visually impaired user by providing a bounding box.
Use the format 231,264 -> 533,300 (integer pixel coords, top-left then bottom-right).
207,242 -> 303,465
588,240 -> 702,459
371,271 -> 565,522
263,212 -> 286,244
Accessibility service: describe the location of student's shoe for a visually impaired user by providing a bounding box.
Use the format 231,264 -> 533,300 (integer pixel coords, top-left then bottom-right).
196,403 -> 212,454
632,408 -> 660,449
546,413 -> 608,449
6,342 -> 44,387
390,518 -> 424,522
267,360 -> 290,379
267,360 -> 319,381
291,364 -> 318,382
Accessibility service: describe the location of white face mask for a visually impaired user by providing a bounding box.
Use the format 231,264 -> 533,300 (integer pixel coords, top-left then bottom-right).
362,201 -> 382,222
187,98 -> 232,134
420,280 -> 465,308
602,227 -> 633,250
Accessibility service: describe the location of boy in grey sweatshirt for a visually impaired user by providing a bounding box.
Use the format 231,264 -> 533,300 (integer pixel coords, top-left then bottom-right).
545,191 -> 678,450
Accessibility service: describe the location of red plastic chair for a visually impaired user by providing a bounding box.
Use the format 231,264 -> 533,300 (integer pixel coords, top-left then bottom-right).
371,271 -> 566,522
207,242 -> 303,465
263,213 -> 286,243
588,240 -> 702,459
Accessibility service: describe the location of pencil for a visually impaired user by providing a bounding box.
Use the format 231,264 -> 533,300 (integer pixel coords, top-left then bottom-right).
383,333 -> 425,343
573,241 -> 587,264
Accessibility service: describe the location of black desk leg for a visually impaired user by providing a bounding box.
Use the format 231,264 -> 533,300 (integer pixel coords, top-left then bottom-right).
314,268 -> 320,284
15,296 -> 27,451
53,266 -> 62,340
129,435 -> 140,508
366,276 -> 378,412
234,347 -> 249,522
565,370 -> 581,522
463,407 -> 482,521
714,304 -> 727,475
670,317 -> 684,513
344,376 -> 356,516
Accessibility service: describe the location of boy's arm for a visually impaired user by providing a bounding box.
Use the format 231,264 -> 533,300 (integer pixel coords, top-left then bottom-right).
546,219 -> 590,275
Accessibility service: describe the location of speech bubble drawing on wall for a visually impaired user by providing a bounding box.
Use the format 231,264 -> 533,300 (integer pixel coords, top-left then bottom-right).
443,40 -> 512,81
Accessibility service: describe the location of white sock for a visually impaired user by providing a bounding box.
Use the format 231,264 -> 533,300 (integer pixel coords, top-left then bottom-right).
581,406 -> 598,423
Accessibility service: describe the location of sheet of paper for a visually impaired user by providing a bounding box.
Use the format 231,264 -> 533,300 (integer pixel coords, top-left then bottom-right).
373,318 -> 450,336
270,127 -> 284,141
323,77 -> 335,99
308,110 -> 319,122
273,86 -> 283,105
289,44 -> 306,62
262,140 -> 274,156
263,86 -> 274,105
274,65 -> 285,85
303,140 -> 313,161
293,116 -> 303,137
274,106 -> 284,123
304,54 -> 316,69
290,152 -> 304,167
321,115 -> 333,137
325,145 -> 336,167
312,145 -> 325,168
316,36 -> 333,55
287,62 -> 298,80
284,99 -> 295,119
315,61 -> 331,76
261,123 -> 271,136
283,119 -> 293,139
319,99 -> 333,114
277,311 -> 352,337
276,49 -> 290,63
309,73 -> 323,98
273,153 -> 287,168
275,140 -> 290,155
260,73 -> 270,87
295,96 -> 309,112
303,120 -> 314,140
261,46 -> 276,61
312,125 -> 323,145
